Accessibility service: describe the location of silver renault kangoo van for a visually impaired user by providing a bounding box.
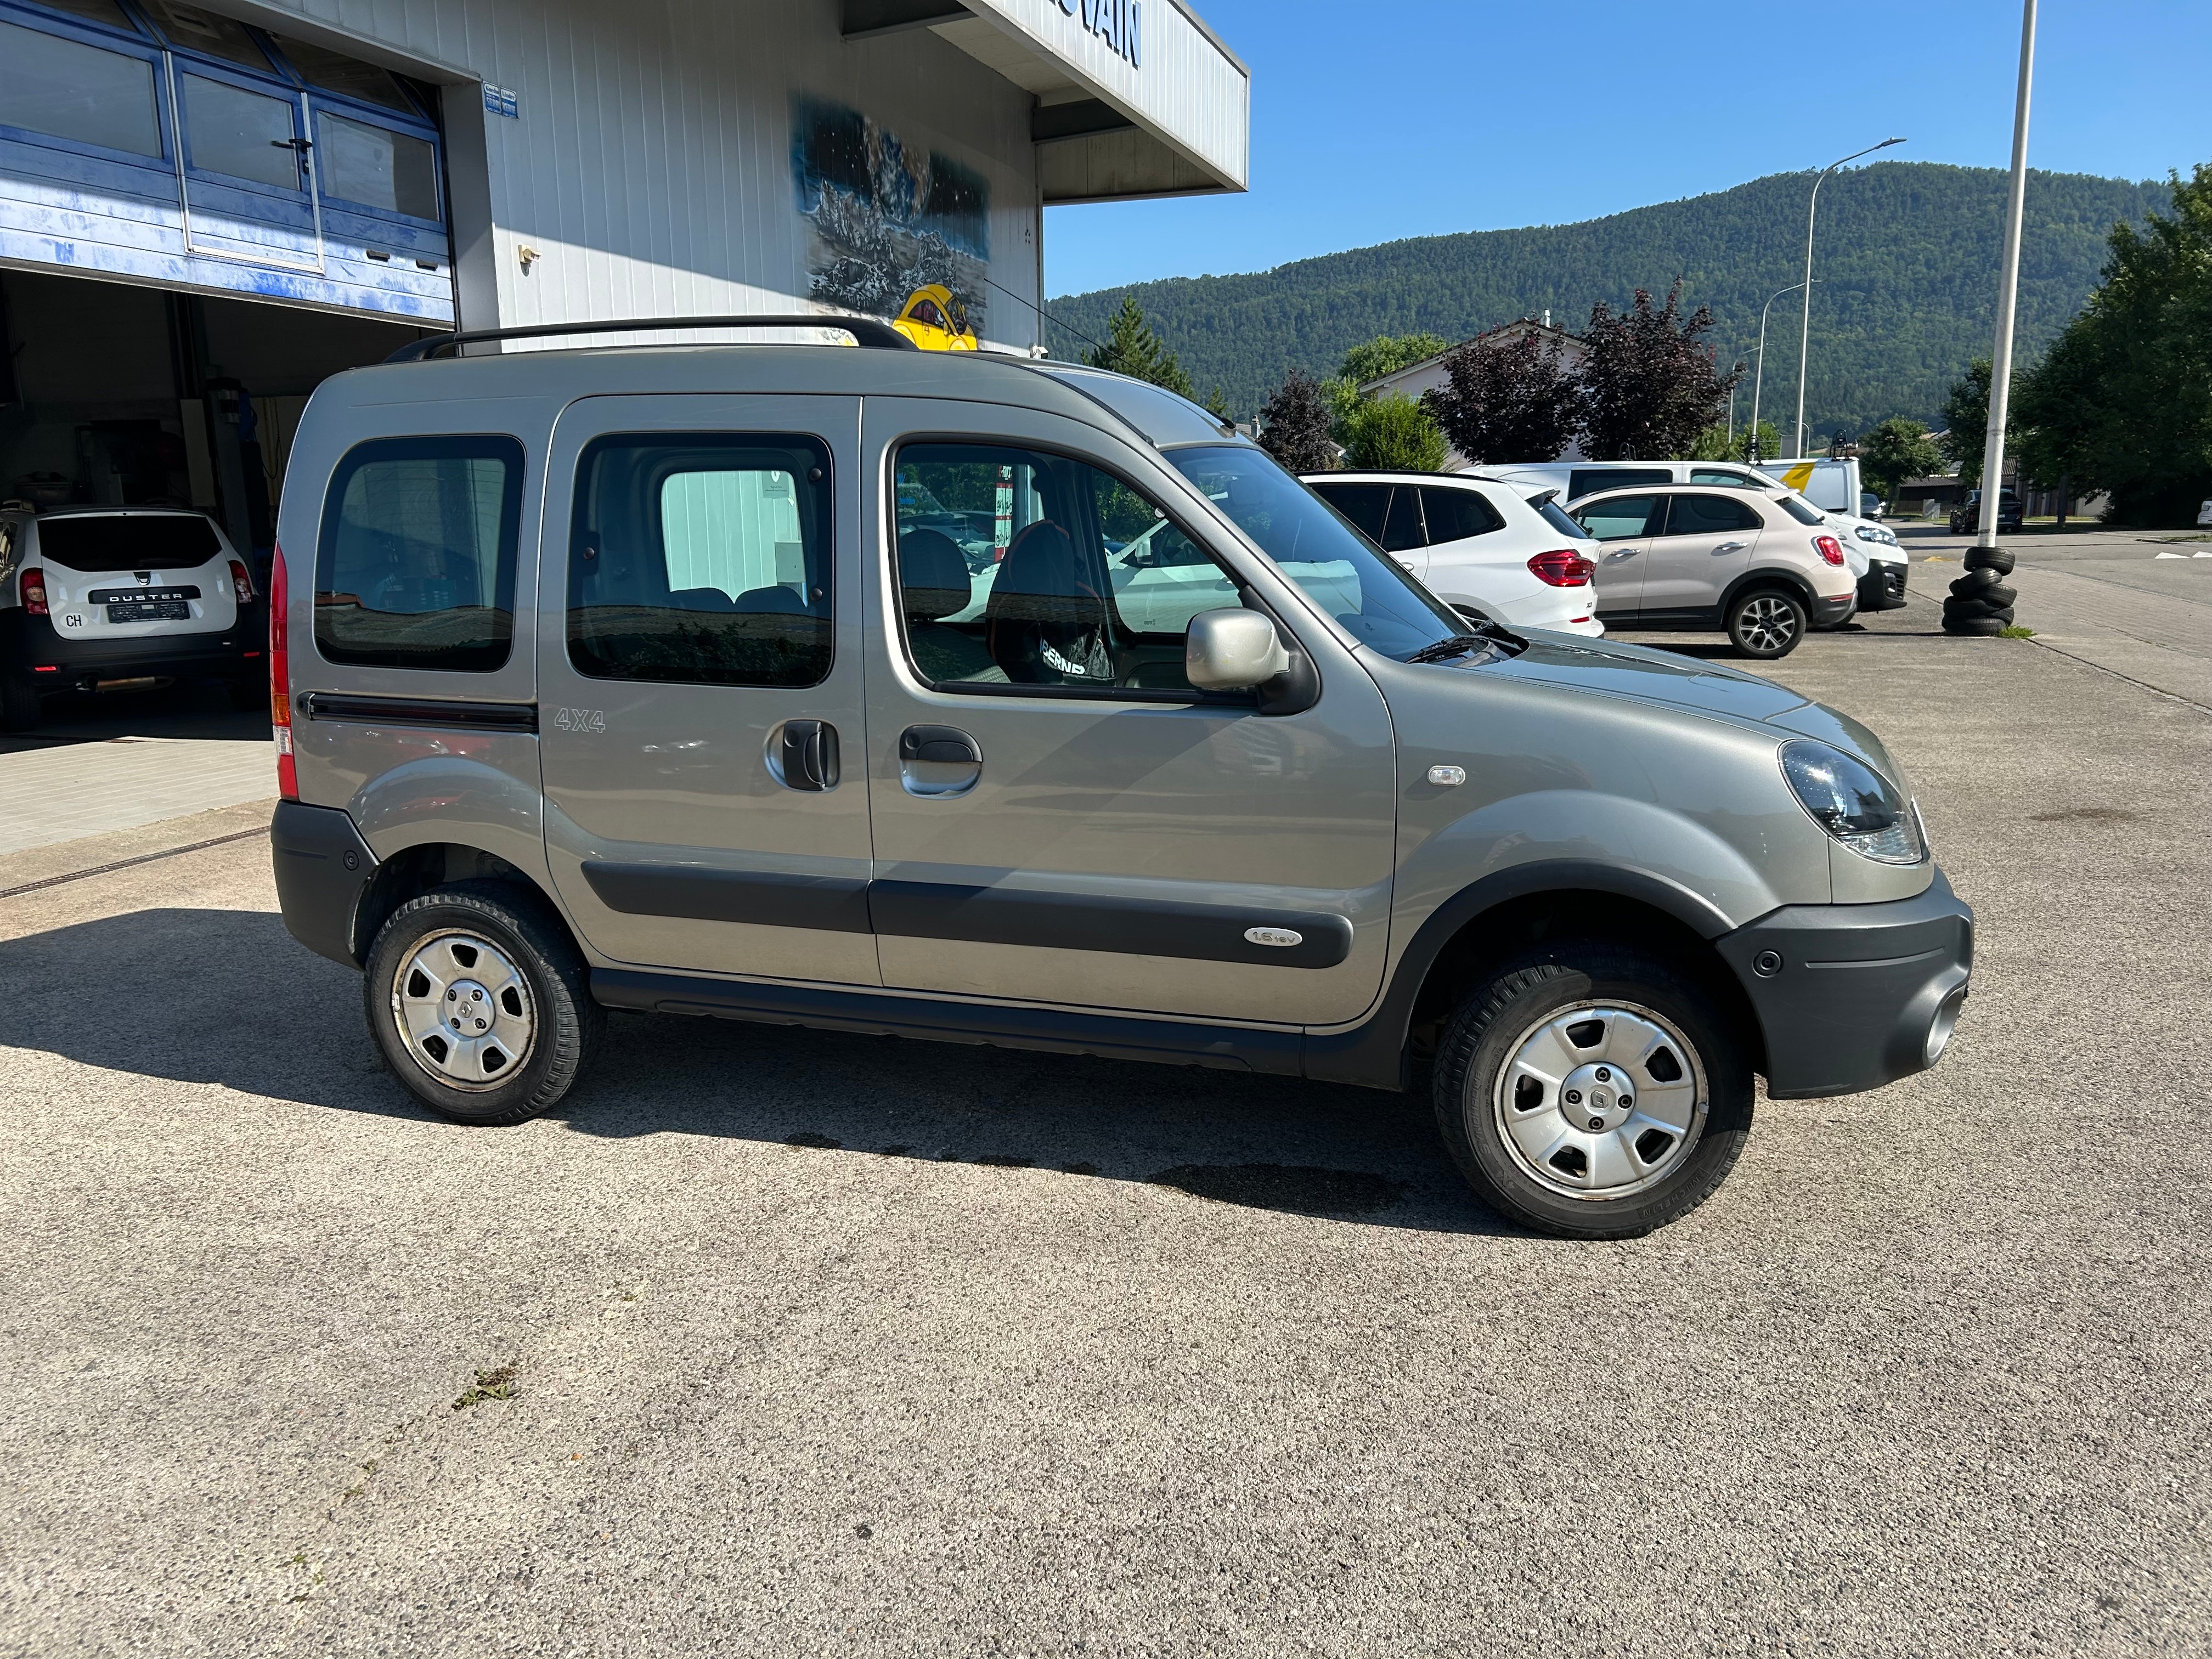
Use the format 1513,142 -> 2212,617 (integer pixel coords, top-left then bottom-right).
268,319 -> 1972,1239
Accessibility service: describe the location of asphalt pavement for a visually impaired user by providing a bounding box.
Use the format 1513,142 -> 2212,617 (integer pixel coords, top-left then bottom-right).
3,584 -> 2209,1656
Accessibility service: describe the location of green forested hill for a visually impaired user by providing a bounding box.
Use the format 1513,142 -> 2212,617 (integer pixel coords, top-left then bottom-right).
1044,162 -> 2171,435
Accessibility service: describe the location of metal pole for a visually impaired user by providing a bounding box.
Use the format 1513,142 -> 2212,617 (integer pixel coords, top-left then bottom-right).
1977,0 -> 2036,548
1750,280 -> 1806,463
1793,137 -> 1906,459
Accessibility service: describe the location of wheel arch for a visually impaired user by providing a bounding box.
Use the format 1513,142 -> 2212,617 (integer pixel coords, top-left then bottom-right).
1719,567 -> 1818,616
353,842 -> 574,967
1305,862 -> 1767,1091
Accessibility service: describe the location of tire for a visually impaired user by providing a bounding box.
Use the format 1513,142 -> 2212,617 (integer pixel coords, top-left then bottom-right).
1949,577 -> 2017,607
1963,548 -> 2016,577
1432,945 -> 1755,1239
362,880 -> 602,1126
1944,596 -> 2013,622
1724,588 -> 1807,659
2,679 -> 42,733
1944,616 -> 2007,637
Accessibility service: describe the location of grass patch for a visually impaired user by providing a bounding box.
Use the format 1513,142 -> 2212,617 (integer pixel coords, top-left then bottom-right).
452,1363 -> 518,1410
1999,624 -> 2036,638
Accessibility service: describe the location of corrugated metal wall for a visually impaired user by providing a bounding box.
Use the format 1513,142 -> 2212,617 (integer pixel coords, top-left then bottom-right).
238,0 -> 1046,347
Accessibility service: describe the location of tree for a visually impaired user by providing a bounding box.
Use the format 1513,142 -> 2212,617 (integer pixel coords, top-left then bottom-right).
1939,358 -> 1994,486
1084,294 -> 1196,398
2015,160 -> 2212,524
1421,328 -> 1582,463
1256,370 -> 1340,473
1338,332 -> 1449,387
1578,282 -> 1743,460
1859,417 -> 1945,502
1342,392 -> 1449,471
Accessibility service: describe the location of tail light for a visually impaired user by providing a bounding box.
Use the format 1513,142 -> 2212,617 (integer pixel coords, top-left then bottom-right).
21,568 -> 49,616
1814,535 -> 1847,567
228,558 -> 256,606
1527,549 -> 1595,587
269,544 -> 297,801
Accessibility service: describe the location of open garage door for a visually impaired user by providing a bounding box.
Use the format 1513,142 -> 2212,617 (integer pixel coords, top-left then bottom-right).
0,0 -> 455,324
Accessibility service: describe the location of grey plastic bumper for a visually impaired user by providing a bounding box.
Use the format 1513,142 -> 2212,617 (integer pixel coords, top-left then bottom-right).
1715,868 -> 1973,1099
270,802 -> 376,967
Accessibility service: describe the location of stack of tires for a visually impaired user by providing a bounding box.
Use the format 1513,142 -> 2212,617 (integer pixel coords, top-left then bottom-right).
1942,546 -> 2016,636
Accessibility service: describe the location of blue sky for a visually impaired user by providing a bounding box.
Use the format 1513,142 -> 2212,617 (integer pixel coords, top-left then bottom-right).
1043,0 -> 2212,298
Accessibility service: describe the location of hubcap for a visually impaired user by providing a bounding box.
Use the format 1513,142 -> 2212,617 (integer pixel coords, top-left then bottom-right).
390,930 -> 535,1092
1492,1000 -> 1708,1201
1737,596 -> 1798,653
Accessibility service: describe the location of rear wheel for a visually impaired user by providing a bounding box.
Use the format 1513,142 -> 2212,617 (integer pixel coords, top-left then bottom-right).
2,679 -> 43,733
362,881 -> 602,1126
1433,946 -> 1754,1238
1725,588 -> 1807,659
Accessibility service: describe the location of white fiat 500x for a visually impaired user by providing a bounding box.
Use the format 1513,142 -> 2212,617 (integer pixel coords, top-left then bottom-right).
1300,471 -> 1603,637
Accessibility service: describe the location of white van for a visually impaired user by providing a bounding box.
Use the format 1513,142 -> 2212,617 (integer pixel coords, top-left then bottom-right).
1480,459 -> 1907,616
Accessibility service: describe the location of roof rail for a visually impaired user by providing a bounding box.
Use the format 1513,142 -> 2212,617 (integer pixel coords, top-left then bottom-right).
385,314 -> 919,363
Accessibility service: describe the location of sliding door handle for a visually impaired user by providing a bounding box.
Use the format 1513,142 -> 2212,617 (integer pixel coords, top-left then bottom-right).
899,725 -> 980,765
775,719 -> 839,791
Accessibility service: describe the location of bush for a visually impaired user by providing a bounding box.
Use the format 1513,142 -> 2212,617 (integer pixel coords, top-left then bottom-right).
1342,393 -> 1449,471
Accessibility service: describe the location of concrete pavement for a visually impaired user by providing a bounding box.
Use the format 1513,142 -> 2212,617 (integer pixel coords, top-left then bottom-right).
3,588 -> 2210,1657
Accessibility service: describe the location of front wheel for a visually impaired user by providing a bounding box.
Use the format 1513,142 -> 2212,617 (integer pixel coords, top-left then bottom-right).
1725,588 -> 1807,659
362,881 -> 603,1126
1433,947 -> 1754,1238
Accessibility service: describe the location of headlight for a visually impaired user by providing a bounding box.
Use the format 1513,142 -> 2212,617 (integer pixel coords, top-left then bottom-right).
1779,740 -> 1925,864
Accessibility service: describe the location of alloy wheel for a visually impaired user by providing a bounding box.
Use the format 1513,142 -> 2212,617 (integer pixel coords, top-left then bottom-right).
1736,595 -> 1799,654
388,929 -> 537,1092
1491,1000 -> 1709,1201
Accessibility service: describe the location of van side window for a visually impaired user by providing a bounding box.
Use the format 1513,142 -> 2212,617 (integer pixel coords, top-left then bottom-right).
1570,467 -> 1671,499
891,441 -> 1241,697
566,434 -> 832,689
313,435 -> 523,672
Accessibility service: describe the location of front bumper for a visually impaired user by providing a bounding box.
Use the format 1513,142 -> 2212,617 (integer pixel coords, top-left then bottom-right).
1857,562 -> 1908,612
1714,868 -> 1973,1098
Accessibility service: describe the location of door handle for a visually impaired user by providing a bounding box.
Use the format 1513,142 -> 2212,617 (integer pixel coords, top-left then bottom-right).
1605,547 -> 1641,561
900,725 -> 980,765
776,719 -> 839,791
1714,540 -> 1750,554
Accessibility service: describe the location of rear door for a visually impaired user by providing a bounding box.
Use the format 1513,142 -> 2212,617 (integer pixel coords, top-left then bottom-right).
1573,493 -> 1666,617
1639,492 -> 1762,615
534,395 -> 877,986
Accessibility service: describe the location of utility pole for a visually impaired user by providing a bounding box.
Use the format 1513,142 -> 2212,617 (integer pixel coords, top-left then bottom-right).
1793,137 -> 1906,458
1944,0 -> 2035,635
1749,280 -> 1806,464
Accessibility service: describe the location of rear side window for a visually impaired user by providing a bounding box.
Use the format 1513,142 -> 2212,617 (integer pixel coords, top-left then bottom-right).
1531,496 -> 1589,540
568,433 -> 832,689
1571,467 -> 1671,499
35,514 -> 221,572
1419,486 -> 1506,543
1575,495 -> 1664,541
1662,493 -> 1762,535
315,436 -> 522,672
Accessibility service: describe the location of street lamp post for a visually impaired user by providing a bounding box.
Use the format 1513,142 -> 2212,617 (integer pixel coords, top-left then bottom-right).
1946,0 -> 2036,634
1748,280 -> 1807,463
1792,136 -> 1906,459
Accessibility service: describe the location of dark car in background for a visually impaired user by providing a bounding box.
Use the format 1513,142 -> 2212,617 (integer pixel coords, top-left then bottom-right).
1950,489 -> 2024,536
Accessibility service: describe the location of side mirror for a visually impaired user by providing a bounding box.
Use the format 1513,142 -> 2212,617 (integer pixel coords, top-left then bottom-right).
1186,607 -> 1289,691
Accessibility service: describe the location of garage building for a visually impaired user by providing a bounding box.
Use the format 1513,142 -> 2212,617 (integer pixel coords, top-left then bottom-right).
0,0 -> 1248,566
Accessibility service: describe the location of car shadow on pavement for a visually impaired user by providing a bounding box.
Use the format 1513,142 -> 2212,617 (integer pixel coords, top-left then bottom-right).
0,906 -> 1515,1237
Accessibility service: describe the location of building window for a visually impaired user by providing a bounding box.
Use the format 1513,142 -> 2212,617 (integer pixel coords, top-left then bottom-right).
315,111 -> 438,218
314,436 -> 523,672
567,435 -> 833,689
0,20 -> 163,157
180,74 -> 303,190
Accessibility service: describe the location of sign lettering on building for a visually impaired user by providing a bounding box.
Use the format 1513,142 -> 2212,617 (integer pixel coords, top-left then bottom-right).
1059,0 -> 1141,68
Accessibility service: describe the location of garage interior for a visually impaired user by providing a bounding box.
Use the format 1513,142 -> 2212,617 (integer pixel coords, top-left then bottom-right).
0,269 -> 430,575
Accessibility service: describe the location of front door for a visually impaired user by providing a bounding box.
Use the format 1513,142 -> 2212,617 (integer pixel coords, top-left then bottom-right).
536,394 -> 877,985
860,402 -> 1400,1027
1576,493 -> 1664,618
1638,491 -> 1763,616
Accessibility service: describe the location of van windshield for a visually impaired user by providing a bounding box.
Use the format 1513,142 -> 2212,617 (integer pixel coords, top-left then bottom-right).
1163,444 -> 1466,662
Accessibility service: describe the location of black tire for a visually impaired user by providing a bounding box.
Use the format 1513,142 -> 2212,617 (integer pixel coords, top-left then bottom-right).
2,679 -> 42,733
1963,548 -> 2016,577
1943,615 -> 2007,636
1944,596 -> 2013,622
1433,945 -> 1755,1239
1948,578 -> 2017,608
362,880 -> 602,1126
227,678 -> 267,712
1724,588 -> 1807,659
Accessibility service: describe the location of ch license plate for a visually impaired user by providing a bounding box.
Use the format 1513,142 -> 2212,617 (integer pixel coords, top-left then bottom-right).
105,600 -> 190,622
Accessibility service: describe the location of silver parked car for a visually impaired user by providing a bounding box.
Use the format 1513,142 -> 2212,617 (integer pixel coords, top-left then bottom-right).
267,319 -> 1972,1239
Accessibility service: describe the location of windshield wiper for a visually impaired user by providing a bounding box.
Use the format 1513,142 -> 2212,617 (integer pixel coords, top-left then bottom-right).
1404,633 -> 1497,664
